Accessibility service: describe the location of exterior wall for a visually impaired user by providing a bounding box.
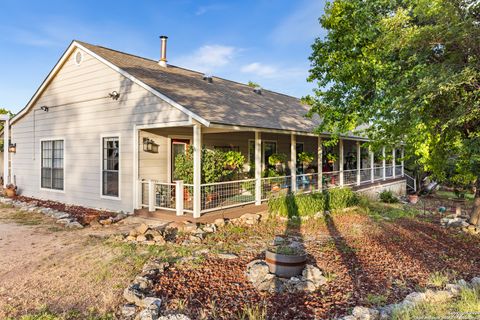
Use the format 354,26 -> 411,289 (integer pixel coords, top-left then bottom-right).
10,47 -> 188,212
355,179 -> 406,200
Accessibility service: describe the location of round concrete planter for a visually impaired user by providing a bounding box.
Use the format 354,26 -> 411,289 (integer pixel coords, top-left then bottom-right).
265,250 -> 307,278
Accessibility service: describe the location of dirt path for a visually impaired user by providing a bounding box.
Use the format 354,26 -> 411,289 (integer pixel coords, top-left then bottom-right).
0,206 -> 164,318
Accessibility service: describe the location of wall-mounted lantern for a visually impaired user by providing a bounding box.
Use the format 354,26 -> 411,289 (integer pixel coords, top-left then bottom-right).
8,143 -> 16,153
143,138 -> 159,153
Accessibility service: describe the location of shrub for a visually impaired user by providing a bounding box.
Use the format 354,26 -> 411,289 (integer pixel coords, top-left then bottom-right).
268,187 -> 358,217
379,190 -> 399,203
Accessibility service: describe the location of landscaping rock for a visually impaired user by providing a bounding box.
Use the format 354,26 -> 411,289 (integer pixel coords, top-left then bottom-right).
157,315 -> 191,320
246,260 -> 270,286
294,280 -> 316,292
136,224 -> 150,235
120,304 -> 137,319
302,265 -> 327,288
66,221 -> 84,229
213,218 -> 226,228
123,284 -> 146,306
134,276 -> 153,290
403,292 -> 426,304
471,277 -> 480,288
352,306 -> 379,320
137,235 -> 147,242
139,297 -> 162,309
183,222 -> 198,233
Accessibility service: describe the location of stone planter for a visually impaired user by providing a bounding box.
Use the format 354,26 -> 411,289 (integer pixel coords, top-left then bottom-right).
265,250 -> 307,278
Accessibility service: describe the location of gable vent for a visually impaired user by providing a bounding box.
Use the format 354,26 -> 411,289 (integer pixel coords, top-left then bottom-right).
202,74 -> 213,83
253,86 -> 262,95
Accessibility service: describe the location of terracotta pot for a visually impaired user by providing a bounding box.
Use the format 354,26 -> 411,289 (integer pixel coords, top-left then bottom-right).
5,188 -> 16,198
265,250 -> 307,278
271,184 -> 280,192
408,194 -> 419,204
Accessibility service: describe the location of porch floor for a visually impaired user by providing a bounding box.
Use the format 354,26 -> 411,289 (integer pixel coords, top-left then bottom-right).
135,203 -> 268,224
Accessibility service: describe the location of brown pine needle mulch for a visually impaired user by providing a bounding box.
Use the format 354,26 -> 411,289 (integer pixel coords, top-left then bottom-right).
152,213 -> 480,319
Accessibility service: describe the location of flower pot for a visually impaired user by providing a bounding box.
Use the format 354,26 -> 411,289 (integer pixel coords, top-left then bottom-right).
265,250 -> 307,278
271,184 -> 280,192
5,188 -> 16,198
408,194 -> 419,204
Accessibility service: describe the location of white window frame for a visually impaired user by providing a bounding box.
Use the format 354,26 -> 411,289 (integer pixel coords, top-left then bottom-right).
100,134 -> 121,200
39,137 -> 66,193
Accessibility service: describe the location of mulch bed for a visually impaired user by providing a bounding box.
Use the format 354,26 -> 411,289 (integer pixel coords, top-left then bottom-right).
14,195 -> 117,225
151,213 -> 480,319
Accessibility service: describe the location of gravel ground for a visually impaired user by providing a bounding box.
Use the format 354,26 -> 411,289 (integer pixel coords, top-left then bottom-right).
152,212 -> 480,319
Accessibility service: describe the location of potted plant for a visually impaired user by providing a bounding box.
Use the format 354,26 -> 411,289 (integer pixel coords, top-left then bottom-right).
5,183 -> 17,198
298,151 -> 314,173
268,153 -> 287,174
265,244 -> 307,278
408,192 -> 419,204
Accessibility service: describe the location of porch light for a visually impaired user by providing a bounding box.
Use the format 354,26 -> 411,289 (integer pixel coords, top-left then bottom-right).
8,143 -> 16,153
143,138 -> 159,153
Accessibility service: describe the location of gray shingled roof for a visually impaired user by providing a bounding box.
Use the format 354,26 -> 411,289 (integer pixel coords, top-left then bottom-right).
78,41 -> 321,133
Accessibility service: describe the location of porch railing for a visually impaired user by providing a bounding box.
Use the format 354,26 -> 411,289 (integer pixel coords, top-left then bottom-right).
139,166 -> 407,216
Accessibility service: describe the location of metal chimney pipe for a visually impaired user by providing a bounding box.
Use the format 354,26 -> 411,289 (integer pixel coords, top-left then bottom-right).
159,35 -> 168,67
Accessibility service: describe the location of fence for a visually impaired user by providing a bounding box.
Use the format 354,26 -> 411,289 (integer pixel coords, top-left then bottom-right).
140,164 -> 406,215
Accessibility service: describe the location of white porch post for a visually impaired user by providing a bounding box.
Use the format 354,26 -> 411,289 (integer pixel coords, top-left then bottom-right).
370,147 -> 375,183
382,146 -> 386,181
175,180 -> 184,216
3,117 -> 9,187
356,141 -> 361,186
290,134 -> 297,193
148,180 -> 155,212
193,124 -> 202,218
255,131 -> 262,205
317,136 -> 322,191
401,147 -> 405,177
339,139 -> 344,186
392,148 -> 396,179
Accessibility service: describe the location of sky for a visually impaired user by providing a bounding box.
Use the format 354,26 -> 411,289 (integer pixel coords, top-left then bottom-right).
0,0 -> 327,113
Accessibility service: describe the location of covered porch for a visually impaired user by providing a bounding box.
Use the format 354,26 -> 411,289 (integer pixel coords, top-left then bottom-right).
134,122 -> 405,218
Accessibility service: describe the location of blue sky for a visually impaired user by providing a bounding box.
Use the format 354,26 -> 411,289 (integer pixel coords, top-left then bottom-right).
0,0 -> 326,113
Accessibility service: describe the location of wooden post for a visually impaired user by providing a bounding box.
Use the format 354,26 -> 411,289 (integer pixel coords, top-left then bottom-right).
382,146 -> 386,181
318,136 -> 322,191
255,131 -> 262,205
339,139 -> 344,186
370,147 -> 375,183
356,141 -> 361,186
392,148 -> 396,179
175,180 -> 184,216
148,180 -> 155,212
401,148 -> 405,177
291,134 -> 297,192
193,124 -> 202,218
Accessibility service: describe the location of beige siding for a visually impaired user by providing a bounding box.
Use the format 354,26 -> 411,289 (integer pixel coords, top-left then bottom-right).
11,48 -> 188,212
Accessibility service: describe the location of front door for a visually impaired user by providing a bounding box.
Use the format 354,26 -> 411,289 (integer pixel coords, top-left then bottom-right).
171,139 -> 190,181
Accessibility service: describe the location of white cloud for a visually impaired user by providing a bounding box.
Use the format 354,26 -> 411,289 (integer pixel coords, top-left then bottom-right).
240,62 -> 306,80
270,0 -> 326,45
174,45 -> 238,73
195,4 -> 226,16
241,62 -> 277,77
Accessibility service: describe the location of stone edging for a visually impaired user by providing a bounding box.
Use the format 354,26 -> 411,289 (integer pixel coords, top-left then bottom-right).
440,214 -> 480,235
338,277 -> 480,320
0,196 -> 84,229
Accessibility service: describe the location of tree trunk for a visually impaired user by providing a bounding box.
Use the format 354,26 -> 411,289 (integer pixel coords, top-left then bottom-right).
469,178 -> 480,226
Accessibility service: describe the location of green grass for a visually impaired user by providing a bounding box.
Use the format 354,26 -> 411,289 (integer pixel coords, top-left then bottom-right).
426,271 -> 450,288
365,293 -> 388,306
359,199 -> 422,221
392,287 -> 480,319
435,190 -> 475,201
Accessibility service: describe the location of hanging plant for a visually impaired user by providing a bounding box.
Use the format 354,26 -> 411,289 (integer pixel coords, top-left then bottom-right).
298,151 -> 315,166
268,153 -> 287,166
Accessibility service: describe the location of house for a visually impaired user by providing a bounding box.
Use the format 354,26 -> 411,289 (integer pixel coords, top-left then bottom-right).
1,38 -> 407,218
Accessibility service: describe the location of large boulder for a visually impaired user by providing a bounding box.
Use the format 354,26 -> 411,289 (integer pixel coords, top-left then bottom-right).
301,265 -> 327,288
352,306 -> 380,320
123,284 -> 146,306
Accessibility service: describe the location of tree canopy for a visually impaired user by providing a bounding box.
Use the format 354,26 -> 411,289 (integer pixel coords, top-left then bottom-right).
306,0 -> 480,223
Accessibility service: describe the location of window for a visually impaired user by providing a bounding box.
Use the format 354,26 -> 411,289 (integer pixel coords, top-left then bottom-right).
247,140 -> 278,169
41,140 -> 64,190
74,50 -> 83,65
102,137 -> 119,197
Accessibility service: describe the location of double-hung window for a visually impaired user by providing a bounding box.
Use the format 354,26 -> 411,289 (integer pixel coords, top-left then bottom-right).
102,137 -> 119,197
41,140 -> 64,190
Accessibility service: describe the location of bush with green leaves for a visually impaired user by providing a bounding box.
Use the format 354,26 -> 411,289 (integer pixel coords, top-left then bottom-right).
268,187 -> 358,217
379,190 -> 399,203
